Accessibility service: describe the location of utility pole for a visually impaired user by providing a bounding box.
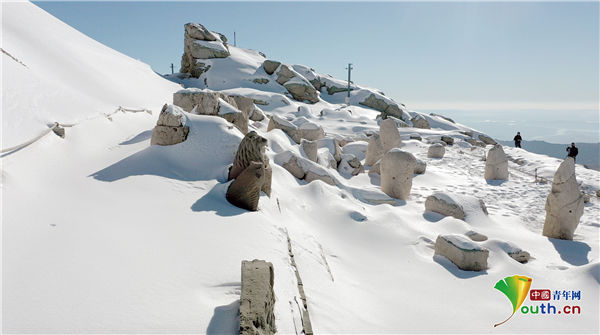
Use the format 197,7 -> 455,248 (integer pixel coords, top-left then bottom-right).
170,63 -> 174,74
234,31 -> 236,47
345,63 -> 353,104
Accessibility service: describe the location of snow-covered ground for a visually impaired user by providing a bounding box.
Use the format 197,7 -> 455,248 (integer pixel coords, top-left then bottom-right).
2,2 -> 599,334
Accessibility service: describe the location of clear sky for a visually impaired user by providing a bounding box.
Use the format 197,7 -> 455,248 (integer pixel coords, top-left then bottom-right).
32,1 -> 599,112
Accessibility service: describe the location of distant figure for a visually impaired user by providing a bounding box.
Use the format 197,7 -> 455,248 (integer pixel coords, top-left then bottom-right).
513,132 -> 522,148
566,142 -> 578,162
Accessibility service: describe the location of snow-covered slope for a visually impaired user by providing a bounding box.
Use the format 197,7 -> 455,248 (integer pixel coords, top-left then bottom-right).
2,2 -> 599,334
1,1 -> 182,149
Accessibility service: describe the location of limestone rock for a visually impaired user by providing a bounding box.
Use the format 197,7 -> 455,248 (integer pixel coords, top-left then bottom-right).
284,82 -> 319,104
427,143 -> 446,158
180,23 -> 229,77
425,193 -> 466,220
317,138 -> 343,163
218,98 -> 248,134
409,133 -> 422,141
478,134 -> 497,145
434,234 -> 489,271
466,138 -> 486,147
226,162 -> 265,211
317,150 -> 337,169
305,170 -> 335,185
485,144 -> 509,180
411,114 -> 430,129
415,159 -> 427,174
151,104 -> 190,146
52,124 -> 65,138
301,139 -> 318,162
275,64 -> 296,85
369,159 -> 381,175
441,136 -> 454,146
229,131 -> 272,197
338,154 -> 364,176
365,134 -> 384,166
508,250 -> 531,264
281,154 -> 305,179
380,118 -> 402,153
249,105 -> 266,121
240,260 -> 276,335
543,157 -> 584,240
359,93 -> 410,123
381,149 -> 417,200
263,60 -> 281,75
465,230 -> 488,242
173,90 -> 250,133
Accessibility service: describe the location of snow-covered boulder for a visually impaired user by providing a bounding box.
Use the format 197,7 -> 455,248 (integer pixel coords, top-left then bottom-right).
180,23 -> 229,77
441,136 -> 454,146
262,60 -> 281,75
150,104 -> 190,146
338,154 -> 364,177
305,170 -> 335,185
218,98 -> 248,134
466,138 -> 486,147
381,149 -> 417,200
485,144 -> 509,180
249,105 -> 266,121
293,117 -> 325,142
380,118 -> 402,153
425,192 -> 488,220
275,151 -> 335,185
317,138 -> 343,163
415,159 -> 427,174
359,93 -> 410,123
543,157 -> 584,240
365,134 -> 384,166
240,260 -> 276,334
342,141 -> 368,161
434,235 -> 489,271
300,139 -> 318,162
226,162 -> 265,211
411,114 -> 430,129
427,143 -> 446,158
478,134 -> 497,145
273,65 -> 319,103
465,231 -> 488,242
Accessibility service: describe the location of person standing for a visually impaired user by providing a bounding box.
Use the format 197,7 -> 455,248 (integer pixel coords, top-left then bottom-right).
566,142 -> 578,162
513,132 -> 522,148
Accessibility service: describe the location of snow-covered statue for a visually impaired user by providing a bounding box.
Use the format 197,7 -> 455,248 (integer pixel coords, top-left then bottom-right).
543,157 -> 584,240
228,131 -> 272,197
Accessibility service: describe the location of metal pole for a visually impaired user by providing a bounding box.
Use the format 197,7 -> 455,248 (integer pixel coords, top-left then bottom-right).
234,31 -> 236,47
346,63 -> 353,98
170,63 -> 174,74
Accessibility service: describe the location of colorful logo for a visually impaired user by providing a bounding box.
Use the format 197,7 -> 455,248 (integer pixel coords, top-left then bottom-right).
493,275 -> 532,327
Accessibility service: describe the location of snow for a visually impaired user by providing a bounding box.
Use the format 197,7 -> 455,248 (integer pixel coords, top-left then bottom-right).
194,39 -> 228,53
441,234 -> 486,251
217,98 -> 240,116
2,2 -> 599,334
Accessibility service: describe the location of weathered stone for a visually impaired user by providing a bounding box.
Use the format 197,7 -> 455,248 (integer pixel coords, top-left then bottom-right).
253,78 -> 269,84
240,260 -> 276,335
52,124 -> 65,138
151,104 -> 190,146
281,154 -> 305,179
338,154 -> 364,176
275,64 -> 296,85
226,162 -> 264,211
305,170 -> 335,185
425,194 -> 466,220
466,138 -> 486,147
409,133 -> 422,141
229,131 -> 272,197
434,235 -> 489,271
427,143 -> 446,158
465,230 -> 488,242
543,157 -> 584,240
508,250 -> 531,264
380,118 -> 402,153
249,105 -> 266,121
317,138 -> 343,163
411,114 -> 430,129
218,98 -> 248,134
430,113 -> 455,123
185,23 -> 217,41
478,134 -> 497,145
415,159 -> 427,174
263,60 -> 281,75
284,82 -> 319,104
359,93 -> 410,123
381,149 -> 417,200
485,144 -> 509,180
460,130 -> 474,137
301,139 -> 318,162
441,136 -> 454,146
317,150 -> 337,169
369,159 -> 381,175
365,134 -> 384,166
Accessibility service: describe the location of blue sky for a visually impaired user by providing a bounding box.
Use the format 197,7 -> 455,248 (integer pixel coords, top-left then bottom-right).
33,1 -> 599,111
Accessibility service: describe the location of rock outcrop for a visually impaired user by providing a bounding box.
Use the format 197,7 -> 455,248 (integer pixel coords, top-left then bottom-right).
411,114 -> 430,129
173,89 -> 253,133
267,115 -> 325,144
229,131 -> 272,197
427,143 -> 446,158
180,23 -> 229,77
381,149 -> 417,200
240,260 -> 276,335
542,157 -> 584,240
484,144 -> 509,180
150,104 -> 190,146
359,93 -> 410,123
478,134 -> 497,145
434,235 -> 489,271
226,162 -> 265,211
301,139 -> 318,162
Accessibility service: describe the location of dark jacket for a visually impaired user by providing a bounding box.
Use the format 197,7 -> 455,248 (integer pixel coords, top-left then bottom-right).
567,146 -> 578,157
513,135 -> 522,142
